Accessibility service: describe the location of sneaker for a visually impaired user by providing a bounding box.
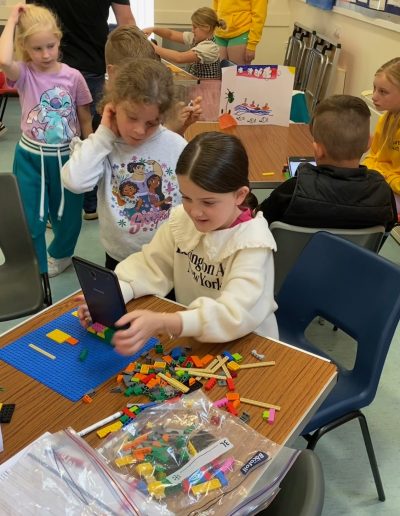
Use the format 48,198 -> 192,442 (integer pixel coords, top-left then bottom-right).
48,256 -> 72,277
0,122 -> 8,138
83,211 -> 98,220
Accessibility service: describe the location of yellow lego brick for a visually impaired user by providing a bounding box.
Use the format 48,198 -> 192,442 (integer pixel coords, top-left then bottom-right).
71,310 -> 78,317
148,480 -> 166,499
115,455 -> 137,467
140,364 -> 150,374
153,361 -> 166,369
191,478 -> 221,495
227,361 -> 240,371
46,329 -> 71,343
187,441 -> 197,456
96,420 -> 123,438
136,462 -> 154,478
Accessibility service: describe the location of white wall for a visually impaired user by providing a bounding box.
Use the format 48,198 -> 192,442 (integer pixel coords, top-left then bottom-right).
155,0 -> 292,65
288,0 -> 400,97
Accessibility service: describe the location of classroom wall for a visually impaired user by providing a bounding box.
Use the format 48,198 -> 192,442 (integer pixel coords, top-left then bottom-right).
288,0 -> 400,97
155,0 -> 291,65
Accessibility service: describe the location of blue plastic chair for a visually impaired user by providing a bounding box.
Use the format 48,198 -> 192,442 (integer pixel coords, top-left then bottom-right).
276,232 -> 400,502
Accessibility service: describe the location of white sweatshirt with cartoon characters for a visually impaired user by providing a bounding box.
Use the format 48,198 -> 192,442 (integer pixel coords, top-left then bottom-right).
62,125 -> 187,261
116,205 -> 279,342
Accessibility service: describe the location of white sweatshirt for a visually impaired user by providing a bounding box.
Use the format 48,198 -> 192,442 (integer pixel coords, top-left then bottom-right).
62,125 -> 187,261
116,205 -> 279,343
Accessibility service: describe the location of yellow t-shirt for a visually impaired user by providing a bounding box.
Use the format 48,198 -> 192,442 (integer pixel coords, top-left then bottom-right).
363,112 -> 400,195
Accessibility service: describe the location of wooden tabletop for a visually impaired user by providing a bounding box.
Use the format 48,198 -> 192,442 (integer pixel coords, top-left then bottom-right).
0,295 -> 337,462
185,122 -> 314,188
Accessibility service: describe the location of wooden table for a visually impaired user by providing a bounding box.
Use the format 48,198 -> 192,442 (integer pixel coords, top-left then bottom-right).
0,295 -> 337,462
185,122 -> 314,188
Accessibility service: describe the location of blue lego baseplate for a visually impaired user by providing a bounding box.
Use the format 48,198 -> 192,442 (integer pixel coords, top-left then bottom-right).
0,310 -> 158,402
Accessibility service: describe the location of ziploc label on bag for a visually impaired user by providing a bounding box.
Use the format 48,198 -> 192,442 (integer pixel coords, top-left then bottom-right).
240,451 -> 269,475
166,438 -> 233,485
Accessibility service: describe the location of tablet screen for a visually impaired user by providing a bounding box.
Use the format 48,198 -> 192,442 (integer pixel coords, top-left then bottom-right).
288,159 -> 316,178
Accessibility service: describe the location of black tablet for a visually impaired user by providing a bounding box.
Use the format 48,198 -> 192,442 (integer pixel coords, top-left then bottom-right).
72,256 -> 127,328
287,156 -> 316,177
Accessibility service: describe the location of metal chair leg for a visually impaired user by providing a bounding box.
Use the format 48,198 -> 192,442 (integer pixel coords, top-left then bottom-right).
358,412 -> 386,501
41,273 -> 52,307
304,410 -> 385,501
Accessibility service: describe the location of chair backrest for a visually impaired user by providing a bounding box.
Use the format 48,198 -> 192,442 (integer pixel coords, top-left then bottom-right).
0,174 -> 45,321
276,232 -> 400,408
259,450 -> 324,516
269,221 -> 385,295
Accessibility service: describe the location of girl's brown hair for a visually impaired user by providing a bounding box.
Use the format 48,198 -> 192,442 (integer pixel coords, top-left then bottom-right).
99,58 -> 174,116
15,4 -> 62,62
191,7 -> 226,32
176,131 -> 255,208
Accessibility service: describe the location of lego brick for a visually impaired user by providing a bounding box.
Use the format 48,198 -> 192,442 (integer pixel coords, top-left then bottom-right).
65,336 -> 79,345
46,329 -> 71,343
0,311 -> 159,402
0,403 -> 15,423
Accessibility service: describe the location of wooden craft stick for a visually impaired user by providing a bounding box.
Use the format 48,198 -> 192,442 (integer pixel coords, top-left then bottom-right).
210,355 -> 229,374
220,361 -> 232,379
157,372 -> 189,393
175,366 -> 211,373
28,343 -> 56,360
187,371 -> 227,380
239,361 -> 276,369
240,397 -> 281,411
196,357 -> 219,381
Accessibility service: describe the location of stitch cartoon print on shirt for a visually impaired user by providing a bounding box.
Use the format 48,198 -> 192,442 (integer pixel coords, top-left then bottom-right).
111,157 -> 180,234
26,86 -> 77,144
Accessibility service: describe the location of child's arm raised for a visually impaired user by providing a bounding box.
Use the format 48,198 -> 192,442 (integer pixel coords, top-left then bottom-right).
0,3 -> 24,81
62,103 -> 119,193
152,45 -> 199,65
143,26 -> 185,44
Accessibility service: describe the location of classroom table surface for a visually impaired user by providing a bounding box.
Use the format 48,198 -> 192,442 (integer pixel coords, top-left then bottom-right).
185,121 -> 314,188
0,294 -> 337,463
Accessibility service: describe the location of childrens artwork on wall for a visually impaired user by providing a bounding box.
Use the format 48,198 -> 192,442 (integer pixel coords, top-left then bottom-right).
219,65 -> 295,127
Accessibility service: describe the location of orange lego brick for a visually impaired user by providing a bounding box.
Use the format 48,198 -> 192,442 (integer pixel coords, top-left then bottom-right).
226,392 -> 240,400
191,355 -> 203,368
116,374 -> 124,383
124,362 -> 137,373
162,355 -> 173,364
201,354 -> 214,366
66,336 -> 78,345
82,394 -> 93,404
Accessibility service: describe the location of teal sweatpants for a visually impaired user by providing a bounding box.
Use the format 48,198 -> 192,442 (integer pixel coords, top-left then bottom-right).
13,140 -> 83,273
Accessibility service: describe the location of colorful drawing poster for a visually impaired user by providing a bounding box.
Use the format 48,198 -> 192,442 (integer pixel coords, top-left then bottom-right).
219,65 -> 295,127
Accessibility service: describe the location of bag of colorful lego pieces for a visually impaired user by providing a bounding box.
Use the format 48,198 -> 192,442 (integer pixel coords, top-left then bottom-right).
97,390 -> 284,515
0,428 -> 169,515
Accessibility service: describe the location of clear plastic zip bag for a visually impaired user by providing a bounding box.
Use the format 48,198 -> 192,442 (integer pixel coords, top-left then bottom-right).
0,428 -> 169,515
97,391 -> 288,515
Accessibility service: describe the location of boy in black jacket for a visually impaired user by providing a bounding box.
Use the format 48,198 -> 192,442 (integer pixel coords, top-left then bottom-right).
258,95 -> 397,231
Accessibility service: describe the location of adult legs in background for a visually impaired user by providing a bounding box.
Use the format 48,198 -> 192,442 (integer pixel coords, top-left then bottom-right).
82,72 -> 105,218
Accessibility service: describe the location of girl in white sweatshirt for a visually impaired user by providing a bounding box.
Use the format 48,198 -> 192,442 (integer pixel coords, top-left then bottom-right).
79,131 -> 278,355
